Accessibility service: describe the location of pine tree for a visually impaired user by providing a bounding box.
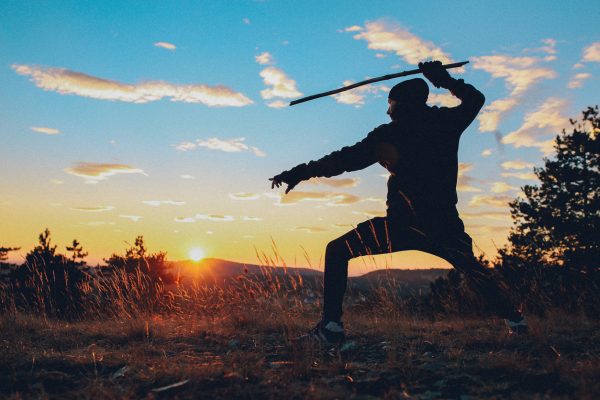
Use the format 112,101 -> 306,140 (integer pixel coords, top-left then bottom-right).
501,106 -> 600,270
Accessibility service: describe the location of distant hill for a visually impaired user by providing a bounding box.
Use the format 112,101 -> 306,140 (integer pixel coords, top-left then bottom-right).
169,258 -> 448,293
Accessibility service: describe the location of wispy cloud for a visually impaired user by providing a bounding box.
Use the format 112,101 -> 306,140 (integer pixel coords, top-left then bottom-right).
501,171 -> 537,180
154,41 -> 176,51
501,160 -> 534,170
174,137 -> 266,157
255,52 -> 274,65
468,194 -> 513,208
481,149 -> 492,157
306,177 -> 360,188
462,211 -> 510,221
180,174 -> 195,180
352,210 -> 386,218
195,214 -> 235,222
142,200 -> 185,206
349,19 -> 453,64
471,55 -> 557,132
272,191 -> 361,206
120,215 -> 142,222
229,192 -> 260,200
266,100 -> 288,108
582,42 -> 600,62
490,181 -> 518,193
428,93 -> 461,108
457,163 -> 482,193
12,64 -> 253,107
502,97 -> 569,154
243,216 -> 263,221
174,217 -> 195,223
331,81 -> 388,106
567,73 -> 591,89
65,162 -> 145,182
72,206 -> 115,212
295,226 -> 329,233
31,126 -> 60,135
259,66 -> 302,100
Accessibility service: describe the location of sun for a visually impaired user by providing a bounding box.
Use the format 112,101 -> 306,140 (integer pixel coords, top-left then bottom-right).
188,248 -> 205,262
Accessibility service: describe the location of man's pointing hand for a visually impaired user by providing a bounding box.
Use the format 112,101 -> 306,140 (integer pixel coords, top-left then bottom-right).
270,171 -> 301,194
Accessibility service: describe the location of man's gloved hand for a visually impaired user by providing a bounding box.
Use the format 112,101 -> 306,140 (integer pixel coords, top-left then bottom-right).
419,60 -> 452,88
270,165 -> 307,194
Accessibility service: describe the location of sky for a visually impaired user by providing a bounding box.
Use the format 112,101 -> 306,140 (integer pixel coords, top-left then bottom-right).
1,1 -> 599,274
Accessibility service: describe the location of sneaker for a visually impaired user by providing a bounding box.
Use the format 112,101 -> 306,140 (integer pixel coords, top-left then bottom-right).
504,315 -> 528,335
295,320 -> 346,345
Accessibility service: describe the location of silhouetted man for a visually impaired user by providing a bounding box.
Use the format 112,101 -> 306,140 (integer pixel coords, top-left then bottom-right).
270,61 -> 527,344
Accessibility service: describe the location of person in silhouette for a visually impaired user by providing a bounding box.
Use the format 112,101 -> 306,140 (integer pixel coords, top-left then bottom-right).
270,61 -> 527,344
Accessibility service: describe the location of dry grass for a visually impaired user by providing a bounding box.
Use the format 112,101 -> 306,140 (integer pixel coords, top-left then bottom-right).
2,256 -> 600,399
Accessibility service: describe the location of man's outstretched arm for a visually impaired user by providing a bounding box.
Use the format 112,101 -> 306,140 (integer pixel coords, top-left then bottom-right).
419,61 -> 485,129
270,126 -> 386,193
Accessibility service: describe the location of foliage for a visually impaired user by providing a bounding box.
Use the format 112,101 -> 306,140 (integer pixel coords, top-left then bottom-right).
501,106 -> 600,270
0,246 -> 20,262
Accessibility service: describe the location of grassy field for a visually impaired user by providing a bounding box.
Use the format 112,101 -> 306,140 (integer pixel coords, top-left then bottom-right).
2,306 -> 600,399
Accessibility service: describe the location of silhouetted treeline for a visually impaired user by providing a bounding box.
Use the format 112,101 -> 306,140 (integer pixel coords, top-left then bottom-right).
430,106 -> 600,317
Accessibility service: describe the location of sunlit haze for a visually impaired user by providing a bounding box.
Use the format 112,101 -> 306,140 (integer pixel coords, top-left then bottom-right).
1,1 -> 598,275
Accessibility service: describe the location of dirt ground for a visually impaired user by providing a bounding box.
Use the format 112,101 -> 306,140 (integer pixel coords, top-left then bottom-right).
2,310 -> 599,399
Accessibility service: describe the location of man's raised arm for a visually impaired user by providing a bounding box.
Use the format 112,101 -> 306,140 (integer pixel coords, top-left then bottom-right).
419,61 -> 485,129
270,126 -> 386,193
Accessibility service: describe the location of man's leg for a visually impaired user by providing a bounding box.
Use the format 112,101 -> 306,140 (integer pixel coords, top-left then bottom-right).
322,217 -> 425,323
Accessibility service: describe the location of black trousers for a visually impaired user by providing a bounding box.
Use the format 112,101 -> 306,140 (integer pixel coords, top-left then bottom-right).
322,209 -> 520,322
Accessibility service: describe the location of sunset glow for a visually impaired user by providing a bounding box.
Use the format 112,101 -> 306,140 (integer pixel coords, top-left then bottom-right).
1,2 -> 598,274
189,248 -> 205,262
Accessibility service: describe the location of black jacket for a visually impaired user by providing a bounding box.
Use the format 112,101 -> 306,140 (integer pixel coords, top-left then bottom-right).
287,78 -> 485,218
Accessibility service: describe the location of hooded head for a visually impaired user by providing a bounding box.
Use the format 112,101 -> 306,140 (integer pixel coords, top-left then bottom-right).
387,78 -> 429,120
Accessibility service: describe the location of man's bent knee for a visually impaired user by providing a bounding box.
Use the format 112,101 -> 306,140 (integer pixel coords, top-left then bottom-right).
325,238 -> 354,262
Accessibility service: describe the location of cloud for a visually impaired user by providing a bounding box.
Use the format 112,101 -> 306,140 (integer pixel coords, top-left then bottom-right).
462,211 -> 510,221
477,98 -> 520,132
457,163 -> 482,193
72,206 -> 115,212
154,41 -> 176,51
501,160 -> 534,170
428,93 -> 461,108
142,200 -> 185,206
195,214 -> 235,222
243,216 -> 263,221
243,18 -> 250,25
31,126 -> 60,135
352,210 -> 386,218
582,42 -> 600,62
295,226 -> 329,233
502,97 -> 569,154
468,194 -> 513,208
331,81 -> 388,106
306,177 -> 360,188
274,191 -> 361,206
174,217 -> 195,223
501,171 -> 537,180
267,100 -> 288,108
229,192 -> 260,200
174,137 -> 266,157
481,149 -> 492,157
343,25 -> 363,32
50,179 -> 64,184
567,73 -> 591,89
120,215 -> 142,222
471,55 -> 557,132
259,66 -> 302,100
255,52 -> 274,65
490,181 -> 518,193
65,162 -> 145,181
350,19 -> 453,65
180,174 -> 195,179
12,64 -> 253,107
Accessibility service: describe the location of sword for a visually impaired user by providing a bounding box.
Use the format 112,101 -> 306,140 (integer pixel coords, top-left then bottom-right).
289,61 -> 469,106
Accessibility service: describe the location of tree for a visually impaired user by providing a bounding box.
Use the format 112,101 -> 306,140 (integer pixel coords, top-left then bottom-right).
501,106 -> 600,270
0,246 -> 20,262
25,228 -> 65,266
66,239 -> 88,265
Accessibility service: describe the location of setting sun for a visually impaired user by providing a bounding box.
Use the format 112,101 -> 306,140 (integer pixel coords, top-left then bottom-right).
189,248 -> 205,262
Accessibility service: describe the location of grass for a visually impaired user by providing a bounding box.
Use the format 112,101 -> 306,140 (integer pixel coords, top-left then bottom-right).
2,254 -> 600,399
2,302 -> 600,399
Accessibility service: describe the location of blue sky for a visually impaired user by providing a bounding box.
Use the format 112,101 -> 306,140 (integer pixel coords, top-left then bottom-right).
1,1 -> 598,273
